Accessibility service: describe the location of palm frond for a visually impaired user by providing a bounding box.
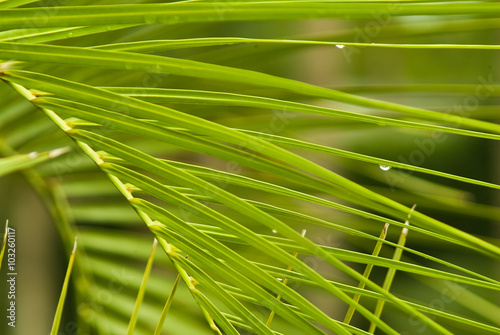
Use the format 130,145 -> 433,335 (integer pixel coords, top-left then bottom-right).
1,2 -> 499,334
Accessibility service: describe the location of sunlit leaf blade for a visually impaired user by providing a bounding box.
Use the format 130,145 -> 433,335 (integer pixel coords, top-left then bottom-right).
0,43 -> 499,136
266,229 -> 306,327
3,70 -> 499,258
0,3 -> 500,29
105,86 -> 500,140
0,147 -> 69,177
344,223 -> 389,325
369,206 -> 414,333
154,273 -> 181,335
70,129 -> 451,334
94,37 -> 500,53
0,220 -> 8,272
50,238 -> 77,335
240,130 -> 500,191
126,238 -> 158,335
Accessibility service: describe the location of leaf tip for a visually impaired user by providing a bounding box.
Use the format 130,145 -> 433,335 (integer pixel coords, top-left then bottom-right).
0,60 -> 21,74
383,222 -> 389,234
49,147 -> 71,159
72,237 -> 77,255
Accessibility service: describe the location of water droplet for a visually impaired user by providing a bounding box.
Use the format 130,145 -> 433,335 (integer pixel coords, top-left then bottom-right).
335,44 -> 345,49
28,152 -> 38,159
277,278 -> 283,281
379,165 -> 391,171
67,32 -> 73,37
272,229 -> 277,234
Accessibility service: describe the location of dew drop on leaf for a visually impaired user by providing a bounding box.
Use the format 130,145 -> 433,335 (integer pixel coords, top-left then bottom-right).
379,165 -> 391,171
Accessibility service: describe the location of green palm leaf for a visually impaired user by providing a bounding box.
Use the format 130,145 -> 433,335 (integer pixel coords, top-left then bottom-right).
1,2 -> 499,334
